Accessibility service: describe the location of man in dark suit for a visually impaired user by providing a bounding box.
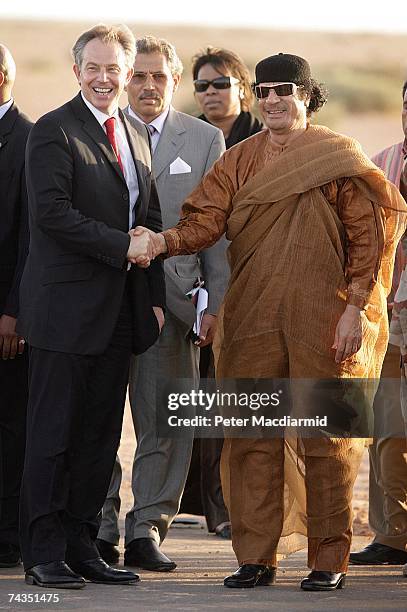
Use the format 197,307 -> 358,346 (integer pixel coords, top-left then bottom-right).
18,24 -> 164,589
0,44 -> 32,569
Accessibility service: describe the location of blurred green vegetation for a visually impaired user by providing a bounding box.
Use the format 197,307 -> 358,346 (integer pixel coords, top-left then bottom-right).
315,64 -> 405,126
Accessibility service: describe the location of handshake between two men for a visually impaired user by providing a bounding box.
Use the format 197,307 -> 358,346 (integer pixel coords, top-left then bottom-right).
126,226 -> 168,333
126,226 -> 167,268
126,226 -> 218,347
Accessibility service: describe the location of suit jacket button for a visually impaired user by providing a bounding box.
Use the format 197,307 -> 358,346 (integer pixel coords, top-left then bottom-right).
122,193 -> 129,201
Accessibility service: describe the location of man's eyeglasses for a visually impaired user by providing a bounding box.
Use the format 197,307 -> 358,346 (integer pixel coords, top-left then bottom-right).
132,72 -> 169,84
253,82 -> 301,100
193,75 -> 240,93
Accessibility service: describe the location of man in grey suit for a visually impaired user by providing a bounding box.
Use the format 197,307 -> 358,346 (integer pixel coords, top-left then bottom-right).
97,36 -> 227,571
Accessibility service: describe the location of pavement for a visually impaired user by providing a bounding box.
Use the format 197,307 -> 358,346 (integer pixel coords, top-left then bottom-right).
1,533 -> 407,612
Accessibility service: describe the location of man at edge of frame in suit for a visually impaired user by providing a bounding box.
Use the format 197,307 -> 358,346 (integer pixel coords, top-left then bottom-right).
96,35 -> 228,571
17,24 -> 164,590
0,44 -> 32,569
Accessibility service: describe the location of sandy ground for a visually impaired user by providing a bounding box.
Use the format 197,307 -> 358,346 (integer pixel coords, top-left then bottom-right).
1,535 -> 407,612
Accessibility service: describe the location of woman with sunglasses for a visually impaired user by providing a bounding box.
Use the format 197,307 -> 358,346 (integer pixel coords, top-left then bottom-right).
136,53 -> 407,592
192,46 -> 262,149
179,49 -> 263,540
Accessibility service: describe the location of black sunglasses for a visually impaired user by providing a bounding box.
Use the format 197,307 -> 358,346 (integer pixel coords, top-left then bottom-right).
253,82 -> 300,99
193,75 -> 240,93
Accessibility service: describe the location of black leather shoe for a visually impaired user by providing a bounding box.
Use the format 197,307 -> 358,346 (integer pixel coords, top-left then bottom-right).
25,561 -> 85,589
69,557 -> 139,584
300,571 -> 345,591
349,542 -> 407,565
224,564 -> 276,588
124,538 -> 176,572
0,543 -> 21,568
95,538 -> 120,564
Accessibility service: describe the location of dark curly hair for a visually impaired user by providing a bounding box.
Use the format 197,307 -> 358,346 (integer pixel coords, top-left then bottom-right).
192,47 -> 254,112
402,80 -> 407,99
300,78 -> 329,118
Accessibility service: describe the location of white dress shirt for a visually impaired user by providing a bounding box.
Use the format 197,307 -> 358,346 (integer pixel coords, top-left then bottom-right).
0,98 -> 14,121
81,93 -> 139,230
126,105 -> 170,153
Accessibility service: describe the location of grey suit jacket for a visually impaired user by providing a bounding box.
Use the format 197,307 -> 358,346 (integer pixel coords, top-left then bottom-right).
127,107 -> 228,333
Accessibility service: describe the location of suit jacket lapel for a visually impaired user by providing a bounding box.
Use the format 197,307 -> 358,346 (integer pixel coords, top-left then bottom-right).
153,108 -> 186,179
0,103 -> 18,152
121,109 -> 154,226
70,93 -> 125,184
120,109 -> 148,205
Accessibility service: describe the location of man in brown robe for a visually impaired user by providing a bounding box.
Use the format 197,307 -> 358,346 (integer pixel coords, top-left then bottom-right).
134,53 -> 407,591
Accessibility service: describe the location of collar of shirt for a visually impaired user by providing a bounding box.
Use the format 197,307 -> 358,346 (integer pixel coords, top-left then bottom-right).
0,98 -> 14,121
81,92 -> 120,127
126,104 -> 170,140
80,93 -> 139,231
80,92 -> 129,158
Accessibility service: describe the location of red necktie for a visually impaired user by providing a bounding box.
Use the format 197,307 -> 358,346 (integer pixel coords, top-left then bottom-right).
104,117 -> 124,173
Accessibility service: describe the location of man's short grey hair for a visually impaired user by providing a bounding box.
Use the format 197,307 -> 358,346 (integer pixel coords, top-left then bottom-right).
135,35 -> 183,77
72,24 -> 136,69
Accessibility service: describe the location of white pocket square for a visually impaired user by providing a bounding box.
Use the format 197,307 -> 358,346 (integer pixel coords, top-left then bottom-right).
169,157 -> 191,174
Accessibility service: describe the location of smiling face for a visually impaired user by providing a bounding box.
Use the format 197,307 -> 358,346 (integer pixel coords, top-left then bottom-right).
258,81 -> 308,136
126,52 -> 180,123
73,38 -> 133,116
194,62 -> 242,122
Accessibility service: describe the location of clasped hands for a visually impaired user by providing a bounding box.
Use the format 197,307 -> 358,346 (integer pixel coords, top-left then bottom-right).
126,226 -> 166,268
